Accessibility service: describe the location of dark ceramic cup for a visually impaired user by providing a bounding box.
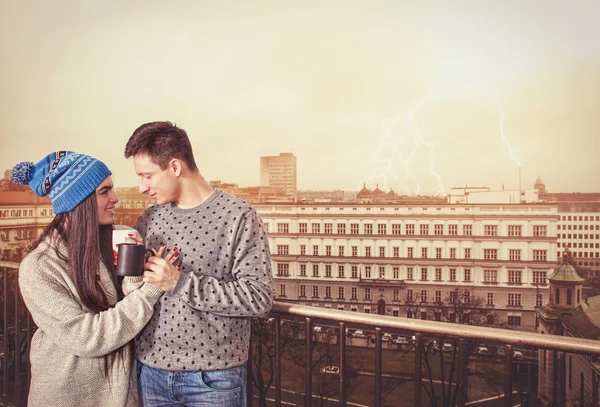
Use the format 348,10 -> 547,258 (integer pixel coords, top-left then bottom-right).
115,243 -> 153,277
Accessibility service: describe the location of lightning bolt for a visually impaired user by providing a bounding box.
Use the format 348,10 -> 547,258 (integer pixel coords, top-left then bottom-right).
363,93 -> 521,196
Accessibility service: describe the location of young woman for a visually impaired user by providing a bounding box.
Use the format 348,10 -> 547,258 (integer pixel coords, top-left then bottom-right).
11,151 -> 176,407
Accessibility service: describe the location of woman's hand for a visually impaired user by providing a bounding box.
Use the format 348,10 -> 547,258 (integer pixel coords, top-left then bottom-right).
143,244 -> 182,292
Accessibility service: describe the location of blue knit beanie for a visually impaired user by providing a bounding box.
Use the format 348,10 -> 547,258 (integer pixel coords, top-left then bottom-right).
10,151 -> 112,214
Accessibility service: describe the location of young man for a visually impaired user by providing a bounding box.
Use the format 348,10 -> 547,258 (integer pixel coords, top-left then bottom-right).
124,121 -> 273,407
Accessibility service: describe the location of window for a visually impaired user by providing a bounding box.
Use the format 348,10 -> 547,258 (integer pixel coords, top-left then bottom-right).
434,224 -> 443,235
338,246 -> 344,256
364,224 -> 373,234
300,285 -> 306,297
277,223 -> 289,233
300,264 -> 307,276
277,245 -> 289,255
484,225 -> 498,236
326,246 -> 332,256
464,248 -> 471,259
324,223 -> 333,234
365,288 -> 371,300
483,249 -> 498,260
365,246 -> 371,257
393,289 -> 400,301
277,263 -> 289,276
508,225 -> 522,236
406,224 -> 415,235
365,266 -> 371,278
533,225 -> 547,237
312,264 -> 319,277
449,291 -> 458,303
407,310 -> 414,319
351,287 -> 358,299
555,288 -> 561,304
436,247 -> 442,259
393,247 -> 399,258
325,286 -> 331,298
533,271 -> 547,285
338,287 -> 345,299
312,286 -> 319,298
435,268 -> 442,281
379,247 -> 385,257
407,247 -> 413,258
421,269 -> 428,281
263,222 -> 269,233
509,249 -> 521,261
450,248 -> 456,259
350,223 -> 359,234
351,266 -> 358,278
280,284 -> 286,296
435,290 -> 442,303
533,250 -> 547,261
508,316 -> 521,326
420,290 -> 428,303
449,268 -> 456,281
463,224 -> 472,235
508,270 -> 522,284
449,224 -> 458,235
337,224 -> 346,234
536,293 -> 543,307
312,223 -> 320,234
299,223 -> 308,233
487,293 -> 494,305
421,247 -> 428,258
378,224 -> 387,234
484,269 -> 497,283
420,312 -> 427,320
300,245 -> 306,255
420,224 -> 429,235
406,289 -> 413,302
464,269 -> 471,282
508,293 -> 522,306
392,224 -> 401,235
407,267 -> 414,280
313,245 -> 319,256
463,291 -> 471,303
351,246 -> 358,257
325,265 -> 332,277
379,266 -> 385,279
338,265 -> 345,277
393,267 -> 399,279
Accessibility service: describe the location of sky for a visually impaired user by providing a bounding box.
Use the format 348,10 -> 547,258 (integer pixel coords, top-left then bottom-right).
1,0 -> 599,195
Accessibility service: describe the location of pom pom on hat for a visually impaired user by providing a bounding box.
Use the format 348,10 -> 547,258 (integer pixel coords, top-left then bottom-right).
10,161 -> 35,186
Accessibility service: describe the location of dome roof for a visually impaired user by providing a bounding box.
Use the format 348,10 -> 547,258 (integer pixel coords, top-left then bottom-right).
534,176 -> 544,186
372,184 -> 384,196
357,183 -> 372,197
548,253 -> 585,283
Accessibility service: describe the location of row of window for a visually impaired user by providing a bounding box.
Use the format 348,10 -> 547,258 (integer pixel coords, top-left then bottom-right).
558,224 -> 600,231
284,285 -> 533,310
0,209 -> 52,218
277,263 -> 548,285
558,234 -> 600,242
560,215 -> 600,222
277,244 -> 548,261
272,223 -> 548,237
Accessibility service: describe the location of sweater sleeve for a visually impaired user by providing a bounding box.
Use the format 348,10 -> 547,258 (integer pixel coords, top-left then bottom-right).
19,253 -> 164,358
172,209 -> 274,318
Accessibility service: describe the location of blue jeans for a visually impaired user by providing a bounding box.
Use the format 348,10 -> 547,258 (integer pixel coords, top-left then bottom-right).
136,361 -> 246,407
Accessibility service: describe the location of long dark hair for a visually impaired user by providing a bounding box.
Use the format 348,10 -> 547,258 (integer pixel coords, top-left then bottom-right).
30,192 -> 127,374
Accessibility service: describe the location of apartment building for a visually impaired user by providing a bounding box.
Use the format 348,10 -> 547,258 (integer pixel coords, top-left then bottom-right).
258,202 -> 559,331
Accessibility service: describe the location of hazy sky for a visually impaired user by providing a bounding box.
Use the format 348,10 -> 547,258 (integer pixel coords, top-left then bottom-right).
1,0 -> 599,195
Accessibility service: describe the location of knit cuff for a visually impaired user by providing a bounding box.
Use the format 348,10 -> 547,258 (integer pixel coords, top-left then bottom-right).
140,282 -> 164,300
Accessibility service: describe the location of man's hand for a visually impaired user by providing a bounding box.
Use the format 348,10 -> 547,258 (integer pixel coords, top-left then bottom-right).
143,245 -> 181,292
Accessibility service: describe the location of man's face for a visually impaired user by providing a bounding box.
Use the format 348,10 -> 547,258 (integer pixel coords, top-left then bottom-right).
133,154 -> 179,205
95,176 -> 119,225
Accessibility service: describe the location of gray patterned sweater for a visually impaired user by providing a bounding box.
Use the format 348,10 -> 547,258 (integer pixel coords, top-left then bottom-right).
135,189 -> 273,371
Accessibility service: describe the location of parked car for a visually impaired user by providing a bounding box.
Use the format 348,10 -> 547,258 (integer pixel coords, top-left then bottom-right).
441,343 -> 454,352
474,346 -> 490,356
313,325 -> 324,333
513,350 -> 525,360
321,366 -> 340,375
495,347 -> 506,358
352,330 -> 366,338
382,333 -> 393,342
395,336 -> 410,345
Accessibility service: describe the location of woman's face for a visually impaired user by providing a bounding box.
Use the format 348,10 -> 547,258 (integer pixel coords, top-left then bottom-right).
96,176 -> 119,225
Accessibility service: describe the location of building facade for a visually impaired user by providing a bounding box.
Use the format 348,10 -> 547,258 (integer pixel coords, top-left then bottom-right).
260,153 -> 297,199
259,202 -> 559,332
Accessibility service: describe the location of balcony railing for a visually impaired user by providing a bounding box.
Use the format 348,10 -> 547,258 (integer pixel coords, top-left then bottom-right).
2,258 -> 600,407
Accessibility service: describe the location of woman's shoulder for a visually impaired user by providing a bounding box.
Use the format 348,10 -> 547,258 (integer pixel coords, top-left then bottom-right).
20,239 -> 67,281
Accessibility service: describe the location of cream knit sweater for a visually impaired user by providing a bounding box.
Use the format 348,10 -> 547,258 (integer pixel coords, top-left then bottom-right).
19,236 -> 163,407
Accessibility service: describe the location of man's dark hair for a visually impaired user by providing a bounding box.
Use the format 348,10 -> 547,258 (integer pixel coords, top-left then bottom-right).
124,121 -> 198,171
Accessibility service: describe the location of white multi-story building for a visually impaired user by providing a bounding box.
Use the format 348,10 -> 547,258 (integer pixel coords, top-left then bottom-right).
257,202 -> 559,331
260,153 -> 297,199
557,212 -> 600,278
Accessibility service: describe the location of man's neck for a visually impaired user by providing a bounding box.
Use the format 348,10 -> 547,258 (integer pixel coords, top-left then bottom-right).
174,173 -> 214,209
